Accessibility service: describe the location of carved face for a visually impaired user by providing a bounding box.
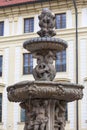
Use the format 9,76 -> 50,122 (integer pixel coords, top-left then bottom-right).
33,62 -> 56,81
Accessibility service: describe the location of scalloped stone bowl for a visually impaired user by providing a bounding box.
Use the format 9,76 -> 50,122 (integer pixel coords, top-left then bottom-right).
23,37 -> 68,53
7,81 -> 84,103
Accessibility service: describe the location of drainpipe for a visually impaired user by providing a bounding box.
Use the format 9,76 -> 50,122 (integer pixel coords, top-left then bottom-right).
72,1 -> 78,130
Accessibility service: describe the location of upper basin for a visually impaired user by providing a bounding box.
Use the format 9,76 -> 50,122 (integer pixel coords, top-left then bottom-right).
23,37 -> 68,53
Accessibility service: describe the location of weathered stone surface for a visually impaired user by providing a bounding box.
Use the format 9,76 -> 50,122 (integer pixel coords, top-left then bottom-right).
23,37 -> 68,81
20,99 -> 49,130
7,81 -> 83,102
19,99 -> 67,130
7,8 -> 84,130
37,8 -> 56,37
33,51 -> 56,81
23,37 -> 67,53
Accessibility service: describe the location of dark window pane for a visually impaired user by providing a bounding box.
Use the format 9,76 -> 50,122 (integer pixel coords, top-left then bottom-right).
0,94 -> 2,122
0,56 -> 3,76
55,50 -> 66,72
23,53 -> 33,74
65,104 -> 68,121
24,18 -> 34,33
0,22 -> 4,36
56,13 -> 66,29
21,108 -> 25,122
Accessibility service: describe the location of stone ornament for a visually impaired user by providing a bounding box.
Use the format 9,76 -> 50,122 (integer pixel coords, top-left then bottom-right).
33,51 -> 56,81
37,8 -> 56,37
23,9 -> 67,81
23,37 -> 68,81
23,37 -> 67,53
54,101 -> 66,130
20,100 -> 49,130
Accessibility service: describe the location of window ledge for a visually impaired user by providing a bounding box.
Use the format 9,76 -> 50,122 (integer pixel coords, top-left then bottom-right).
84,77 -> 87,81
0,122 -> 3,125
0,83 -> 5,87
17,122 -> 25,125
54,78 -> 70,83
66,120 -> 70,124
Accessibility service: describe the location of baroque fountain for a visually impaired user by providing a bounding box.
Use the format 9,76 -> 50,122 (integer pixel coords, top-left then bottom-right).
7,9 -> 84,130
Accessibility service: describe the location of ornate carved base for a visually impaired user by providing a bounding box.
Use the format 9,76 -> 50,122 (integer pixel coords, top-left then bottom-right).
7,81 -> 83,130
20,99 -> 66,130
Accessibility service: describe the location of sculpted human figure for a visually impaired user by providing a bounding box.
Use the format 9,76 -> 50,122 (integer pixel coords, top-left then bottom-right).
55,101 -> 66,130
20,100 -> 48,130
33,51 -> 56,81
33,100 -> 48,130
20,101 -> 35,130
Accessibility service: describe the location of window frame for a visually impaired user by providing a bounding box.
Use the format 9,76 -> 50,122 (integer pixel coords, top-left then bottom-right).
65,103 -> 68,121
0,21 -> 4,36
20,108 -> 25,122
23,53 -> 33,75
0,55 -> 3,77
55,50 -> 66,72
55,13 -> 66,29
24,17 -> 34,33
0,93 -> 2,122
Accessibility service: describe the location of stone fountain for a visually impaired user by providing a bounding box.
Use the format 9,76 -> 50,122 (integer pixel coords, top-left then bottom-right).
7,9 -> 84,130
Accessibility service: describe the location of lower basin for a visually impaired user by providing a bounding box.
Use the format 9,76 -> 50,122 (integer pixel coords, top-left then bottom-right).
7,81 -> 84,102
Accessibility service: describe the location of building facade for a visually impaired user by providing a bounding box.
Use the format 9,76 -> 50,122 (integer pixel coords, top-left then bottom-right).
0,0 -> 87,130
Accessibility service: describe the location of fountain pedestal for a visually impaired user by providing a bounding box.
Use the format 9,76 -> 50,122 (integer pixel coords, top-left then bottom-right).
7,8 -> 84,130
7,81 -> 83,130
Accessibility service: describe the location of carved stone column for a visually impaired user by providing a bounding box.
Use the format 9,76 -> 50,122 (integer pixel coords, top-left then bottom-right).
20,100 -> 49,130
20,99 -> 67,130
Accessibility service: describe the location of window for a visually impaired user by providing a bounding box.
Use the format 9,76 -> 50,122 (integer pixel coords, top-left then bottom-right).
55,13 -> 66,29
23,53 -> 33,75
0,22 -> 4,36
0,56 -> 3,76
0,94 -> 2,122
55,50 -> 66,72
24,18 -> 34,33
65,104 -> 68,121
21,108 -> 25,122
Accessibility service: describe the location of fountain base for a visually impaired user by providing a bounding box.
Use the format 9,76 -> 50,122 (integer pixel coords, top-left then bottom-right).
20,99 -> 66,130
7,81 -> 83,130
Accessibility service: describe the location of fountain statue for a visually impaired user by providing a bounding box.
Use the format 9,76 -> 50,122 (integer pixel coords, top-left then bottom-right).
7,8 -> 84,130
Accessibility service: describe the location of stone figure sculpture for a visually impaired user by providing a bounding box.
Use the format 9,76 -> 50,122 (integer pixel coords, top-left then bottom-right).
55,101 -> 66,130
37,8 -> 56,37
33,51 -> 56,81
20,100 -> 49,130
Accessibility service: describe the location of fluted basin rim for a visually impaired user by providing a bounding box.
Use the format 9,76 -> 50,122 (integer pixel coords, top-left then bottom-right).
23,37 -> 68,53
7,81 -> 84,102
7,80 -> 84,90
